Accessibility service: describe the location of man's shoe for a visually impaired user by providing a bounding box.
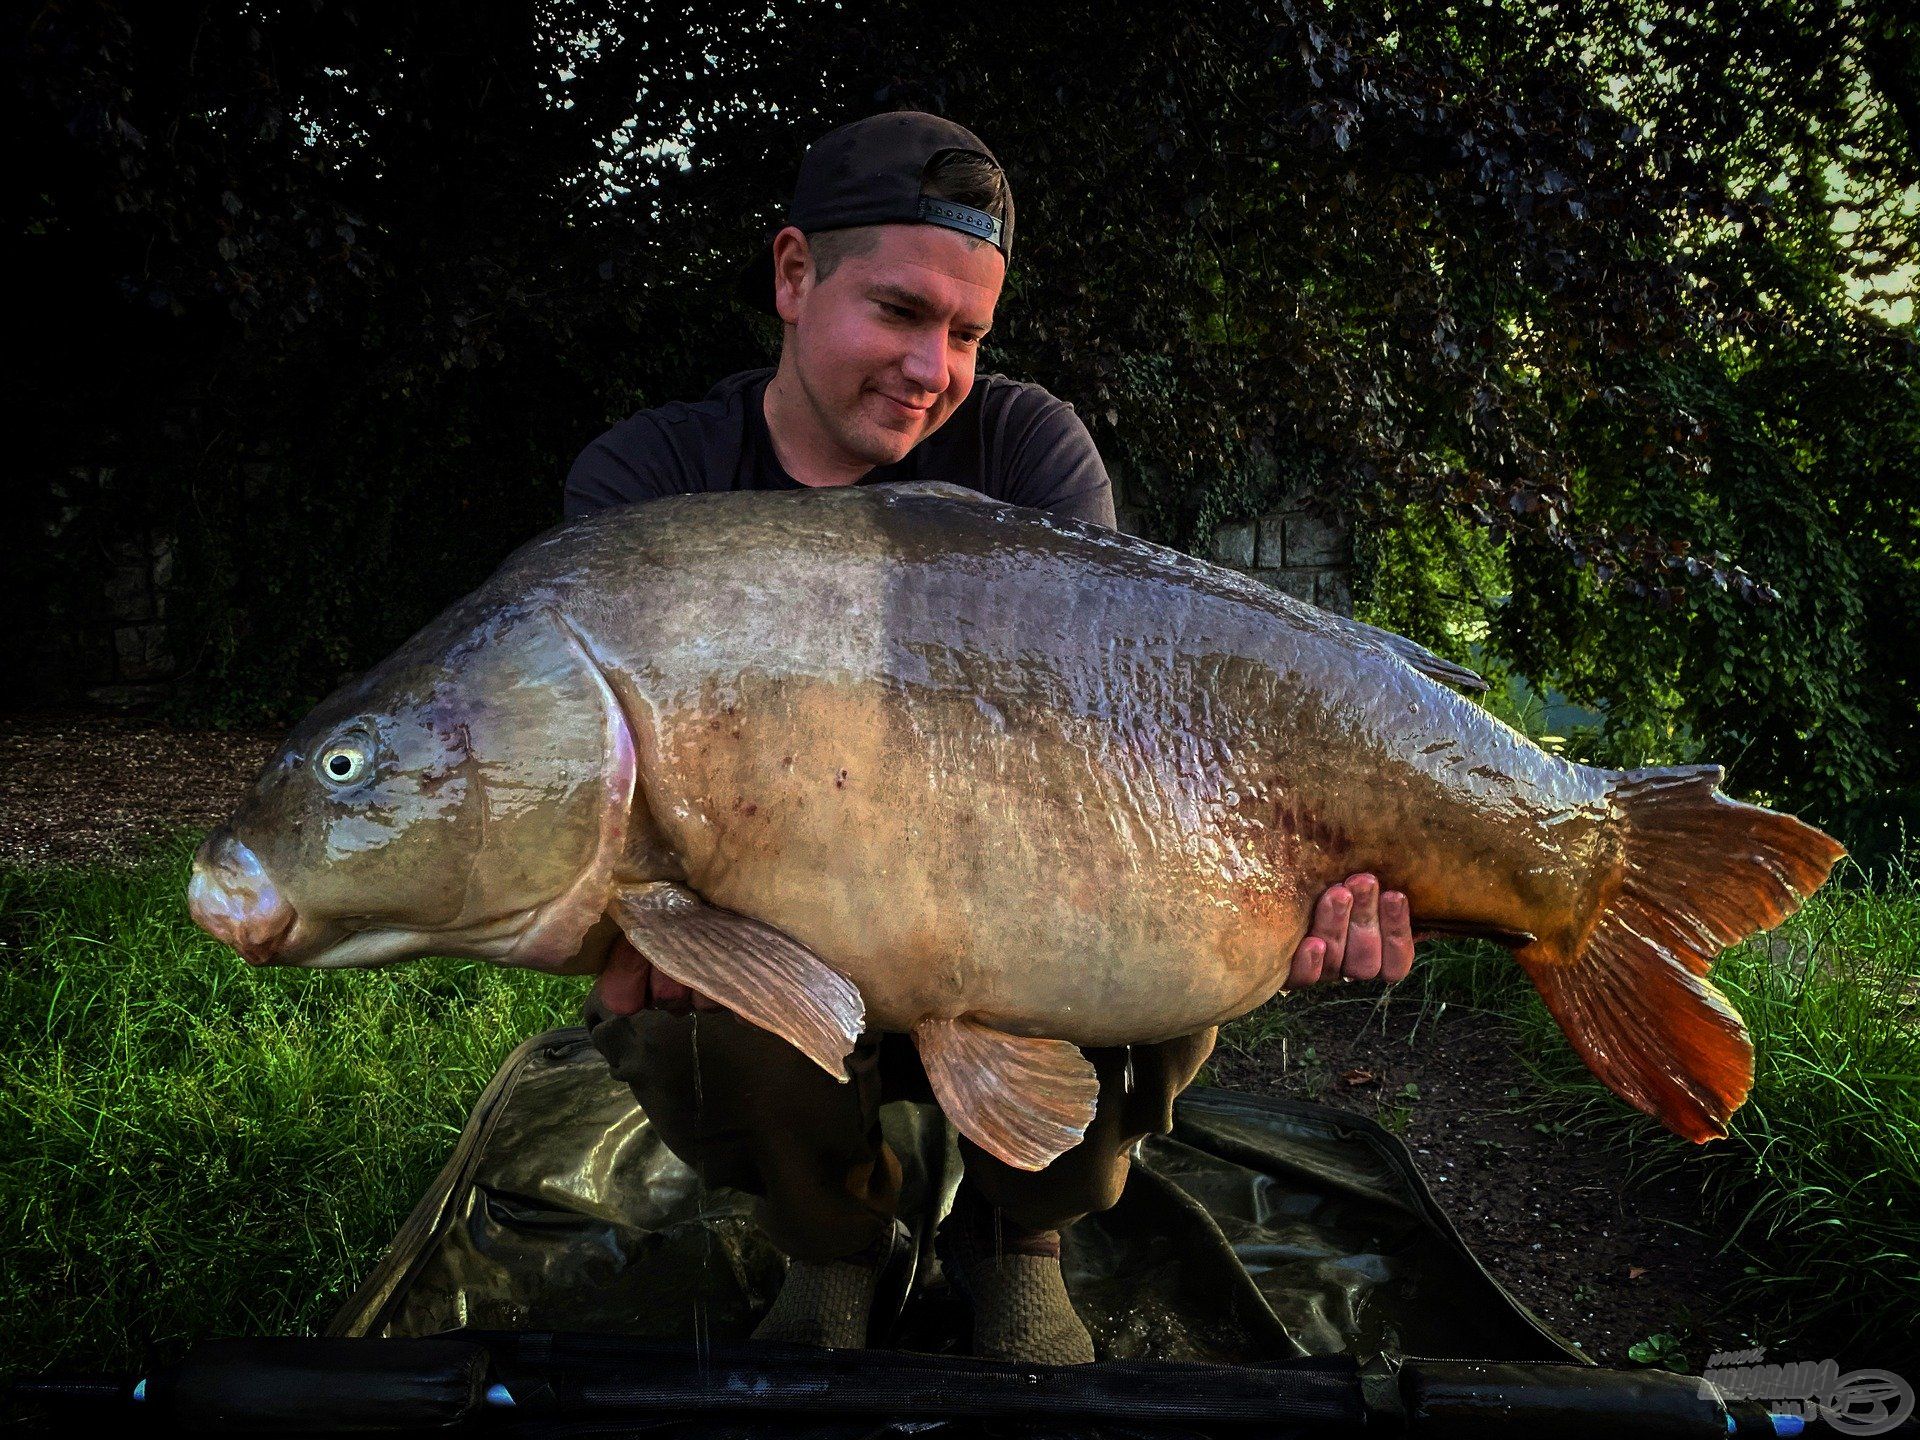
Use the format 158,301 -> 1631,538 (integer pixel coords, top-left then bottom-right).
955,1250 -> 1097,1365
750,1256 -> 880,1349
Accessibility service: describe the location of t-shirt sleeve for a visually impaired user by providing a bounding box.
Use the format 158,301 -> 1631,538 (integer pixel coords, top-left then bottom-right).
994,391 -> 1118,529
563,413 -> 684,520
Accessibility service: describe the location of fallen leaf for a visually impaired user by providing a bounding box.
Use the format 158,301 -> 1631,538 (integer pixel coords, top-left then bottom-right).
1628,1266 -> 1650,1281
1340,1068 -> 1377,1087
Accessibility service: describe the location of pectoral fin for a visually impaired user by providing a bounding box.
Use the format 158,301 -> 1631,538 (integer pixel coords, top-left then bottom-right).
912,1017 -> 1100,1172
609,883 -> 865,1081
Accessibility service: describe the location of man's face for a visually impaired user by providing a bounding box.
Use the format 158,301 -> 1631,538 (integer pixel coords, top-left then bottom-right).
773,222 -> 1005,468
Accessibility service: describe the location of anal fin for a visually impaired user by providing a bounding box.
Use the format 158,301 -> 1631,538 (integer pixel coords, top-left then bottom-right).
913,1017 -> 1100,1172
610,883 -> 865,1080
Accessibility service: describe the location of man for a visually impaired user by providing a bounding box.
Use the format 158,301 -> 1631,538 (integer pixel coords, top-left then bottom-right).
565,112 -> 1417,1364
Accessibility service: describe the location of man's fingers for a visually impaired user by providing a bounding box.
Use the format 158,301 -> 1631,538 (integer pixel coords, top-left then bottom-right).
648,968 -> 697,1012
594,938 -> 651,1016
648,966 -> 727,1014
1287,935 -> 1326,989
1310,884 -> 1352,982
1380,890 -> 1416,985
1340,873 -> 1383,982
592,940 -> 727,1016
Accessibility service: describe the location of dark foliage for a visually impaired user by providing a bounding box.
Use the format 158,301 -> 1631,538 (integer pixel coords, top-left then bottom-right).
10,1 -> 1918,832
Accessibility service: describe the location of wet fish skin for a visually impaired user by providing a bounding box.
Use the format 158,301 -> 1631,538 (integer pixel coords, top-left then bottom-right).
565,486 -> 1602,1040
189,482 -> 1844,1167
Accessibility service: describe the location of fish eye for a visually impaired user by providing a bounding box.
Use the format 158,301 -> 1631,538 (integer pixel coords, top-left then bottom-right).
316,733 -> 375,788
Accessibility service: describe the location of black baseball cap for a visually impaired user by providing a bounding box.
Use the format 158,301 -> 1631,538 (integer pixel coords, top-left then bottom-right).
738,111 -> 1014,314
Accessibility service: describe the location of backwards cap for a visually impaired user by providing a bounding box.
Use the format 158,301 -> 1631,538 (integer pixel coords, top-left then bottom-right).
738,111 -> 1013,313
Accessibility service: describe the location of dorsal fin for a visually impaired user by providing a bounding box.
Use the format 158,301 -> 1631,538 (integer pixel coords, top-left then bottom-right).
1343,618 -> 1489,692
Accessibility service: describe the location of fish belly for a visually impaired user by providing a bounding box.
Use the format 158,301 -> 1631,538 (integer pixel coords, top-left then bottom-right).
630,671 -> 1306,1044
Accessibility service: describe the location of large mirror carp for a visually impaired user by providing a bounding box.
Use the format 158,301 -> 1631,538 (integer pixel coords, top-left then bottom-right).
190,482 -> 1844,1170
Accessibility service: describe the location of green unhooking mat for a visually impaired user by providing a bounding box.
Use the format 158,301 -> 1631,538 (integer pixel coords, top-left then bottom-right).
328,1027 -> 1579,1366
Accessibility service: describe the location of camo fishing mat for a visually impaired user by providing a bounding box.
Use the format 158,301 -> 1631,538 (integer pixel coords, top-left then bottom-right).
329,1027 -> 1581,1364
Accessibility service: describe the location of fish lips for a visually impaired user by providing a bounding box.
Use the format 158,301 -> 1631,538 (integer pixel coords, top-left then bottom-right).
188,829 -> 614,975
188,829 -> 298,965
272,925 -> 442,969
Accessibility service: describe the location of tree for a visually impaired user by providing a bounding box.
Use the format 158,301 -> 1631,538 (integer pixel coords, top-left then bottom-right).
12,0 -> 1917,834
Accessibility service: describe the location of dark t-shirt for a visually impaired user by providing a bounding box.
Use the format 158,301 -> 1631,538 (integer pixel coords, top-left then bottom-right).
564,368 -> 1115,526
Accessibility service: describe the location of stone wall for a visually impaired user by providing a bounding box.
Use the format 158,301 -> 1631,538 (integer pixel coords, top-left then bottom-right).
1110,472 -> 1354,616
1205,503 -> 1353,614
93,530 -> 178,707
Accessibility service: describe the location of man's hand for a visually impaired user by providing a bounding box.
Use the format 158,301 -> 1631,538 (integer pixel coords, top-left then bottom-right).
1285,873 -> 1416,988
593,935 -> 727,1015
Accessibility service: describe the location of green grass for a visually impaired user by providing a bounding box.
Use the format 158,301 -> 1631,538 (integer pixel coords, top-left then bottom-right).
5,830 -> 1912,1382
0,833 -> 585,1380
1402,854 -> 1920,1361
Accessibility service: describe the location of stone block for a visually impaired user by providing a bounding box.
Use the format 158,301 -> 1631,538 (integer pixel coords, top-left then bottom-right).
104,563 -> 153,622
1210,521 -> 1256,568
1255,516 -> 1289,568
1285,511 -> 1349,568
1314,569 -> 1354,616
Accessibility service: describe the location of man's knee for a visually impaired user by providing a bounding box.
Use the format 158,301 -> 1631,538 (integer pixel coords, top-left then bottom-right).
756,1147 -> 903,1262
585,1006 -> 745,1182
964,1136 -> 1131,1233
585,1000 -> 658,1085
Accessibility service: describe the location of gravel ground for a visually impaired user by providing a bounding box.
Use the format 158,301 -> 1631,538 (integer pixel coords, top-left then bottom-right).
1,708 -> 1753,1366
0,712 -> 276,866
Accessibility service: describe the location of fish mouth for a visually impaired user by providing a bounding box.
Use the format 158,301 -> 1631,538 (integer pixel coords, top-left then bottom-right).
239,918 -> 295,966
220,881 -> 609,973
189,829 -> 298,965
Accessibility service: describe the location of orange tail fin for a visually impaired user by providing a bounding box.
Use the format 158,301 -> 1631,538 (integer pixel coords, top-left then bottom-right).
1514,765 -> 1846,1143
